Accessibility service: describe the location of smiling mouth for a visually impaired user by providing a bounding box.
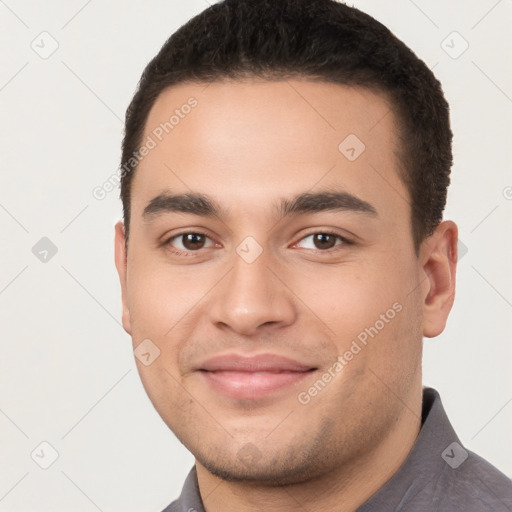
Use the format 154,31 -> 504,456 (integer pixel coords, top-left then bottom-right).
198,368 -> 317,400
196,352 -> 318,400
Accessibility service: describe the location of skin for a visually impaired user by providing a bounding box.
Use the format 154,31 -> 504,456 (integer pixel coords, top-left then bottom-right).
115,79 -> 458,512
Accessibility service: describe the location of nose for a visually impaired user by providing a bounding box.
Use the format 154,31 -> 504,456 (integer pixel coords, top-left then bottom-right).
208,250 -> 297,336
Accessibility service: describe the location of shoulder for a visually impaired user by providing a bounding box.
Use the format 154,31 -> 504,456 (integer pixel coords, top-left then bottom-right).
364,449 -> 512,512
407,448 -> 512,512
360,388 -> 512,511
439,449 -> 512,511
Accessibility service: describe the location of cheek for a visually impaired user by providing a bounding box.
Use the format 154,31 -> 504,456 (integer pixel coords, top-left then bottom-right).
292,255 -> 420,360
293,262 -> 401,335
135,359 -> 197,440
125,257 -> 196,419
126,250 -> 209,339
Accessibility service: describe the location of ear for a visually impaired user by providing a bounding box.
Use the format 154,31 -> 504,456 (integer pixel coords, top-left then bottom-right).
114,221 -> 132,335
419,220 -> 458,338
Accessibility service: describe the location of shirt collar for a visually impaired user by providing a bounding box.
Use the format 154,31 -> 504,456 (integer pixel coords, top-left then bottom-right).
358,386 -> 460,510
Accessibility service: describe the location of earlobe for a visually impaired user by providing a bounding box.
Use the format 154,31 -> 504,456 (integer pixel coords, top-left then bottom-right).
420,221 -> 458,338
114,221 -> 132,335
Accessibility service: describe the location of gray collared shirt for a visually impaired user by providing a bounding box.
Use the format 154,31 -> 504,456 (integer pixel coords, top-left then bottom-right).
161,388 -> 512,511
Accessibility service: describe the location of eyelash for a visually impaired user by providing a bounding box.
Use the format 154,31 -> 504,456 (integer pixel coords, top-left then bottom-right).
162,230 -> 353,257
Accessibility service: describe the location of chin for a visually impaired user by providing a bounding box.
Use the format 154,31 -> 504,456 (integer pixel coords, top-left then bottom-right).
195,443 -> 331,487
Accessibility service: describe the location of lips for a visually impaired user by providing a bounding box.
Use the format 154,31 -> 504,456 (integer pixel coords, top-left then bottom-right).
198,353 -> 317,400
200,353 -> 315,372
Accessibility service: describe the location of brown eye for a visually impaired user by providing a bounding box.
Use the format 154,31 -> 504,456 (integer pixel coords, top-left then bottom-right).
165,232 -> 216,254
181,233 -> 206,250
312,233 -> 337,250
295,232 -> 349,252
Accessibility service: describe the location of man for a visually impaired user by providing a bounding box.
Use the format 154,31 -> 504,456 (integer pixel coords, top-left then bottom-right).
114,0 -> 512,510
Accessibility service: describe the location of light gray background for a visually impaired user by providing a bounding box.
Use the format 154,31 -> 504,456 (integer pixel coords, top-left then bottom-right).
1,1 -> 511,511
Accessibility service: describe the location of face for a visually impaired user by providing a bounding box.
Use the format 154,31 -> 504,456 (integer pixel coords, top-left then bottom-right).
115,79 -> 455,485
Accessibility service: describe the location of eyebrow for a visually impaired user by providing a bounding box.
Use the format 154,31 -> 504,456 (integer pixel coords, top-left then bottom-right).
142,190 -> 377,221
278,191 -> 377,218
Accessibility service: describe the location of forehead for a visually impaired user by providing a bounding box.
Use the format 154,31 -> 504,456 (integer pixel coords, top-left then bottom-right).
131,79 -> 407,223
